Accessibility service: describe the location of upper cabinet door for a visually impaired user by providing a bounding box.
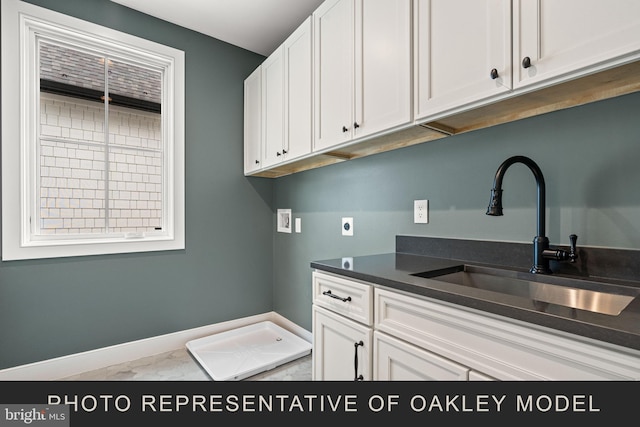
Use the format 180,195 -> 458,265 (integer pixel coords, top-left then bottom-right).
313,0 -> 355,151
243,66 -> 262,174
514,0 -> 640,89
284,16 -> 313,160
355,0 -> 412,139
261,46 -> 285,168
314,0 -> 412,152
415,0 -> 512,120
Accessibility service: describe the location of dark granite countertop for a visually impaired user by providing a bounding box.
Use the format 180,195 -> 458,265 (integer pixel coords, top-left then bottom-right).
311,252 -> 640,352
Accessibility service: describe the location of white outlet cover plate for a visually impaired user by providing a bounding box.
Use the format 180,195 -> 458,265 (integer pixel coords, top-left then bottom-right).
277,209 -> 292,233
414,200 -> 429,223
342,217 -> 353,236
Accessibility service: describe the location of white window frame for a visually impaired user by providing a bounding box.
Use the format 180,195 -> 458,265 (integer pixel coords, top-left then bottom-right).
1,0 -> 185,260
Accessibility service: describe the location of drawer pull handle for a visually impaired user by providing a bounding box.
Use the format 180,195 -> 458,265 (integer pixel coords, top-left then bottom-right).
354,341 -> 364,381
322,290 -> 351,302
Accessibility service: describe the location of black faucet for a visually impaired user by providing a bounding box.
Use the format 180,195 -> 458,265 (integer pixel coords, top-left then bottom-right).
486,155 -> 578,274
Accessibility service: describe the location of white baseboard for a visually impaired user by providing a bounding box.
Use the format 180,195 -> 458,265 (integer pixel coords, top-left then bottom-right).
0,312 -> 311,380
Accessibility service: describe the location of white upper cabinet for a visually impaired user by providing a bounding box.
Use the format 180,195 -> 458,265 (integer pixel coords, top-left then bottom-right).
313,0 -> 412,152
313,0 -> 355,150
284,16 -> 314,161
514,0 -> 640,89
414,0 -> 512,120
243,66 -> 262,174
245,0 -> 640,177
356,0 -> 412,140
258,17 -> 313,171
261,47 -> 285,168
262,17 -> 313,168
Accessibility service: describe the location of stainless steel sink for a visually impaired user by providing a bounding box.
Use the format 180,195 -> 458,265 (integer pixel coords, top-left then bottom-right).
412,265 -> 638,316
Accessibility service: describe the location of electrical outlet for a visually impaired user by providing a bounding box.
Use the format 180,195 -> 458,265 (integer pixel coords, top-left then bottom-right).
342,217 -> 353,236
414,200 -> 429,223
277,209 -> 292,233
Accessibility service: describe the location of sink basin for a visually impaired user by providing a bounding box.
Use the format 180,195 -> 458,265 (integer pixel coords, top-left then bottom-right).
412,265 -> 638,316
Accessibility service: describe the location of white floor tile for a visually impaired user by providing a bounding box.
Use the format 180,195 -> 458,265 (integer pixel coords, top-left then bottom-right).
61,349 -> 312,381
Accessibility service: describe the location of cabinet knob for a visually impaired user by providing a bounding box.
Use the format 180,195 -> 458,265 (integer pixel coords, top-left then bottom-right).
342,126 -> 349,133
282,149 -> 287,154
255,160 -> 259,164
490,68 -> 499,79
276,151 -> 281,156
522,56 -> 532,69
353,122 -> 360,129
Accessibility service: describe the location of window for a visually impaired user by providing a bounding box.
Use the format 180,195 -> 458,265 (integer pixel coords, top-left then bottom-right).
1,0 -> 185,260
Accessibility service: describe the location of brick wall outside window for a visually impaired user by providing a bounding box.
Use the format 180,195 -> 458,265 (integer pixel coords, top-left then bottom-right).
39,92 -> 162,235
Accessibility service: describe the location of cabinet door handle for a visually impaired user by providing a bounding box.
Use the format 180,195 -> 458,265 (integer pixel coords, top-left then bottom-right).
354,341 -> 364,381
522,56 -> 532,69
342,126 -> 349,133
322,290 -> 351,302
353,122 -> 360,129
490,68 -> 499,79
282,149 -> 287,154
276,151 -> 281,156
255,160 -> 260,164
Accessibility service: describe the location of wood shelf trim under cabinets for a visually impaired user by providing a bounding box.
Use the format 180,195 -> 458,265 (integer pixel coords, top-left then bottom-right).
425,60 -> 640,135
247,60 -> 640,179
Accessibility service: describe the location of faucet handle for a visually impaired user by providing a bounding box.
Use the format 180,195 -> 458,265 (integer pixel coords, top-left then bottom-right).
568,234 -> 578,263
543,234 -> 579,263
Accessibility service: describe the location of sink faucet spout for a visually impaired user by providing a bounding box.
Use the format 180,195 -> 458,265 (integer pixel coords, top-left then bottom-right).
487,155 -> 546,238
486,155 -> 576,274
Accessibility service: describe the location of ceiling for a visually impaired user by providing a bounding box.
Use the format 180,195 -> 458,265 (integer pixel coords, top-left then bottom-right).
110,0 -> 325,57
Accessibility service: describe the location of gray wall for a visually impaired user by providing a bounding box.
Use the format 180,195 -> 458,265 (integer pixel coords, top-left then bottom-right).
272,92 -> 640,331
0,0 -> 271,369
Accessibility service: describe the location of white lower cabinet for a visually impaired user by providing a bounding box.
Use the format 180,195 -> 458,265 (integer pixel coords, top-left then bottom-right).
375,286 -> 640,380
312,271 -> 373,380
312,306 -> 372,380
312,270 -> 640,381
373,331 -> 468,380
468,370 -> 496,381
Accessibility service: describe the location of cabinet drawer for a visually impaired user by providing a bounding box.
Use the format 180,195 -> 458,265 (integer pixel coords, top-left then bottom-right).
375,287 -> 640,380
313,271 -> 373,325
